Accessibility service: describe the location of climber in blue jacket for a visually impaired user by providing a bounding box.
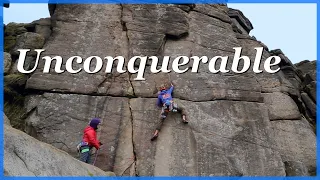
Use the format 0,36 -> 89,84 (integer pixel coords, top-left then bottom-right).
151,83 -> 188,141
156,84 -> 174,107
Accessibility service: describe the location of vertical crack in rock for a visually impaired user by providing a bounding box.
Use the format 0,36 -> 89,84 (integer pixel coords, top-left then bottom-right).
128,99 -> 138,176
24,106 -> 39,139
120,4 -> 136,98
128,73 -> 136,97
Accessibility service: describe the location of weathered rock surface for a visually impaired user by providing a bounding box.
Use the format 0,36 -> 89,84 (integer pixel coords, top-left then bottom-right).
4,124 -> 116,176
4,74 -> 28,129
296,60 -> 316,81
263,92 -> 301,120
228,8 -> 253,34
24,93 -> 134,174
4,3 -> 316,177
4,113 -> 11,126
284,161 -> 310,176
4,52 -> 11,74
12,32 -> 45,56
271,118 -> 316,175
130,98 -> 285,176
3,17 -> 50,130
296,60 -> 316,103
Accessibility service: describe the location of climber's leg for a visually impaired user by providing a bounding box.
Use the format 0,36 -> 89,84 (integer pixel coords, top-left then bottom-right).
151,108 -> 168,141
79,146 -> 91,163
175,104 -> 188,124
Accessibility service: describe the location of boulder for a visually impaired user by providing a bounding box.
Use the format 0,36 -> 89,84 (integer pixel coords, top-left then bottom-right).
10,56 -> 36,74
35,25 -> 51,40
5,23 -> 27,36
228,8 -> 253,34
295,60 -> 316,81
12,32 -> 45,56
4,124 -> 115,176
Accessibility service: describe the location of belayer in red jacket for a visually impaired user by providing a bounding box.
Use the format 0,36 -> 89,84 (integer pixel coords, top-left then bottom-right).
78,118 -> 103,164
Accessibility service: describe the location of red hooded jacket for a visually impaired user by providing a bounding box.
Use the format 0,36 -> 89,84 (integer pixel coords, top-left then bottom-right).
82,126 -> 100,149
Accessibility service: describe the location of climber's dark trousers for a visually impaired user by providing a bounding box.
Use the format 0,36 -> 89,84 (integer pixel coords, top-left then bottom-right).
156,105 -> 186,131
79,146 -> 91,164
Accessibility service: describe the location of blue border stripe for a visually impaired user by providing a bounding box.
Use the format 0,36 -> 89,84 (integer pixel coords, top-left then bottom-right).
317,1 -> 319,178
0,1 -> 318,180
2,0 -> 319,3
16,178 -> 320,179
0,3 -> 4,178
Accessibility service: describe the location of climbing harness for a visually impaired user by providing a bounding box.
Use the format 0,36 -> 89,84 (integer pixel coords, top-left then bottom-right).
77,141 -> 89,156
163,100 -> 178,112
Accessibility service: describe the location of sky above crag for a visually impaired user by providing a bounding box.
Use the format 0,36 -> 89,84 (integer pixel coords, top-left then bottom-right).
3,3 -> 317,64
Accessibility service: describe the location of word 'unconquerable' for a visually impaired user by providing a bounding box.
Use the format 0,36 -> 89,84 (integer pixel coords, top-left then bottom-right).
17,47 -> 281,80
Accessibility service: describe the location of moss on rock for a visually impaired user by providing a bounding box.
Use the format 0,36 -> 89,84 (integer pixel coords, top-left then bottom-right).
4,36 -> 16,52
4,74 -> 28,88
12,32 -> 45,56
5,22 -> 26,36
4,74 -> 28,130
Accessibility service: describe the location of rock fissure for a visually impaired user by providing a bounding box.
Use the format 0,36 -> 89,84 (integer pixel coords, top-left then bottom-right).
128,73 -> 137,97
128,100 -> 138,176
49,141 -> 71,151
190,9 -> 231,24
187,39 -> 237,53
25,86 -> 264,103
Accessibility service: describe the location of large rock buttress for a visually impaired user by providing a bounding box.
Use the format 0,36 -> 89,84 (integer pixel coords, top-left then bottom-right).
4,4 -> 316,176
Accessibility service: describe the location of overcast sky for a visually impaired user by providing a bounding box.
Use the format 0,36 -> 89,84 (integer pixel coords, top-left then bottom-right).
3,3 -> 317,64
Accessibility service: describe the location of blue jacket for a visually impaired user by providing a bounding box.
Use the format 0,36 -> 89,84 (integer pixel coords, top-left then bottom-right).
156,86 -> 174,107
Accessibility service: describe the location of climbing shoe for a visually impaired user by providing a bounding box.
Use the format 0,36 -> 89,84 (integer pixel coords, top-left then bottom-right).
151,134 -> 158,141
182,115 -> 188,124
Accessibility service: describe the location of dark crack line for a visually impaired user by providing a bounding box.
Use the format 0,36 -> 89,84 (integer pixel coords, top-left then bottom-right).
54,19 -> 118,29
121,3 -> 136,99
21,106 -> 38,120
95,75 -> 111,94
190,9 -> 231,24
49,141 -> 71,151
120,160 -> 135,176
126,28 -> 165,36
128,73 -> 136,97
186,39 -> 237,53
25,88 -> 264,104
128,99 -> 138,176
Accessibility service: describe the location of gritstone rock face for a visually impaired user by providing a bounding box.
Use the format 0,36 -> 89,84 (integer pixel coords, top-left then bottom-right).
3,4 -> 316,176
